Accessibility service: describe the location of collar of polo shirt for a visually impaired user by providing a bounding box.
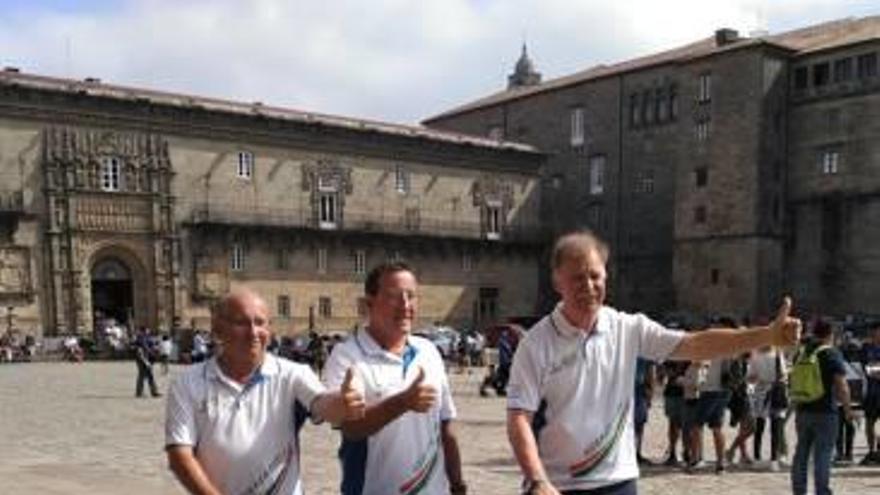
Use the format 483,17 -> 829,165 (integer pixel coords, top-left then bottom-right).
207,353 -> 280,386
551,303 -> 606,338
357,327 -> 417,361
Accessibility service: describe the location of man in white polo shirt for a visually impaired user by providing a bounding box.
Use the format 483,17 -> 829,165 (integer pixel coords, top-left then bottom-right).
508,231 -> 803,495
323,262 -> 467,495
165,289 -> 365,495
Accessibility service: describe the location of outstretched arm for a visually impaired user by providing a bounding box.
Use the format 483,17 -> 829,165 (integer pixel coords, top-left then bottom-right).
670,297 -> 801,361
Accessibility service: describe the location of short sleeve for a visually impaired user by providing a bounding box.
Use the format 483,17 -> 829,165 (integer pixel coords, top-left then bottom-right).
323,343 -> 354,390
292,363 -> 326,414
165,374 -> 198,448
632,313 -> 685,361
506,339 -> 541,412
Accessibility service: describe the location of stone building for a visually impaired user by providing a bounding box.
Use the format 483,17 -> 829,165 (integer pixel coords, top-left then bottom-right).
425,17 -> 880,319
0,71 -> 544,338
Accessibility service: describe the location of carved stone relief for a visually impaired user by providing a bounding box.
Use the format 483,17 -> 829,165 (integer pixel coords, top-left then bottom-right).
0,247 -> 31,296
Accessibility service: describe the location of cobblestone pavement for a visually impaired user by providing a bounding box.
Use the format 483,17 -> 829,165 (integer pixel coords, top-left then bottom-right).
2,362 -> 879,494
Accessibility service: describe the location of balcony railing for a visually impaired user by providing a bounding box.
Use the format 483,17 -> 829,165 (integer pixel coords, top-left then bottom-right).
186,204 -> 548,243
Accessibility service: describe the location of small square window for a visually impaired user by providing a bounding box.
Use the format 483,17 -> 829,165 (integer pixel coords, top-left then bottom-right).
813,62 -> 830,87
101,157 -> 122,192
857,53 -> 878,79
793,67 -> 808,90
833,59 -> 853,83
821,150 -> 839,175
353,249 -> 366,275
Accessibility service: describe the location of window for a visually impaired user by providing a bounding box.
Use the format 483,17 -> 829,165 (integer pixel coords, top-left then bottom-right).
630,94 -> 640,127
276,248 -> 289,270
316,247 -> 327,274
694,206 -> 707,224
485,202 -> 502,240
642,90 -> 653,124
656,88 -> 668,122
487,125 -> 504,141
318,296 -> 332,318
793,67 -> 808,90
278,295 -> 291,319
230,243 -> 245,271
695,118 -> 710,141
695,167 -> 708,187
462,251 -> 473,272
589,155 -> 605,195
404,207 -> 420,231
100,157 -> 122,191
669,85 -> 679,120
319,192 -> 337,229
635,170 -> 654,194
394,165 -> 410,194
710,269 -> 720,286
833,58 -> 853,82
857,53 -> 878,79
698,73 -> 712,103
353,249 -> 366,275
813,62 -> 830,87
237,151 -> 253,179
570,107 -> 584,146
821,150 -> 839,175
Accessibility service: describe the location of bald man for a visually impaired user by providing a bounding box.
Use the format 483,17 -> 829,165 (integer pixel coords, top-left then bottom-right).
165,289 -> 364,495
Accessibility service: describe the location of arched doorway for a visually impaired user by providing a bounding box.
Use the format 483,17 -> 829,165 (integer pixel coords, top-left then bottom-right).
91,257 -> 134,327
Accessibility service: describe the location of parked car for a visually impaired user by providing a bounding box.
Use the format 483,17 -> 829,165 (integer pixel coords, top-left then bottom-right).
414,326 -> 459,359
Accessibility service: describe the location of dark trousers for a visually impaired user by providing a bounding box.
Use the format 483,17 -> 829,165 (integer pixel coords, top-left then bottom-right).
836,407 -> 855,459
562,479 -> 637,495
136,359 -> 159,397
754,416 -> 784,460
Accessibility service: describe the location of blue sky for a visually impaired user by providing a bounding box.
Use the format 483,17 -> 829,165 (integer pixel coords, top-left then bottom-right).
0,0 -> 876,124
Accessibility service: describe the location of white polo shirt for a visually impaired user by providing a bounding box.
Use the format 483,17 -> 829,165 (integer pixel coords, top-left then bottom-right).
323,329 -> 456,495
507,305 -> 684,492
165,354 -> 324,495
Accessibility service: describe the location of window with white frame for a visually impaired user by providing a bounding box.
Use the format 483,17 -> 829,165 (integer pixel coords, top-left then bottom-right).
570,106 -> 585,146
100,157 -> 122,191
316,247 -> 327,274
485,201 -> 502,240
319,192 -> 337,229
698,73 -> 712,103
230,243 -> 245,271
237,151 -> 254,179
353,249 -> 366,274
821,150 -> 839,175
589,155 -> 605,195
394,165 -> 410,194
277,295 -> 291,319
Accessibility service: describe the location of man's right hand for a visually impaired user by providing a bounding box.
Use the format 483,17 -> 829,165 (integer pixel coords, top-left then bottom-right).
402,366 -> 436,413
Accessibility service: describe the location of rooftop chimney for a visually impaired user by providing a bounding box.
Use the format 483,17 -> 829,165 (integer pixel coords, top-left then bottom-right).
715,28 -> 740,47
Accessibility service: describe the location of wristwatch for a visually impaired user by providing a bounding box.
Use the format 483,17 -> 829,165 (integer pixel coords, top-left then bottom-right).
522,477 -> 548,494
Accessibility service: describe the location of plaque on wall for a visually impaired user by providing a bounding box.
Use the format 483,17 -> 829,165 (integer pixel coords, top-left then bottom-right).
0,247 -> 32,297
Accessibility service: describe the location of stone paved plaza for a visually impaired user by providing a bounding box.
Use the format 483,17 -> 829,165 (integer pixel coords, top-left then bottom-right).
1,361 -> 879,494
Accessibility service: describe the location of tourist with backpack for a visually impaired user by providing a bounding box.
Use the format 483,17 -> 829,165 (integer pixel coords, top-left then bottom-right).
789,319 -> 854,495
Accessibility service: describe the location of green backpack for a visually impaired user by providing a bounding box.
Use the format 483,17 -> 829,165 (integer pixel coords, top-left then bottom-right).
789,345 -> 830,404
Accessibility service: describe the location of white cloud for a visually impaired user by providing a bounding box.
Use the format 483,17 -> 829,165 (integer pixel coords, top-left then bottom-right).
0,0 -> 874,123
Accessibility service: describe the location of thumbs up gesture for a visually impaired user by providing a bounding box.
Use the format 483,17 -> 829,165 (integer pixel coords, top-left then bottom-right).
402,366 -> 437,413
771,296 -> 802,348
340,367 -> 366,420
